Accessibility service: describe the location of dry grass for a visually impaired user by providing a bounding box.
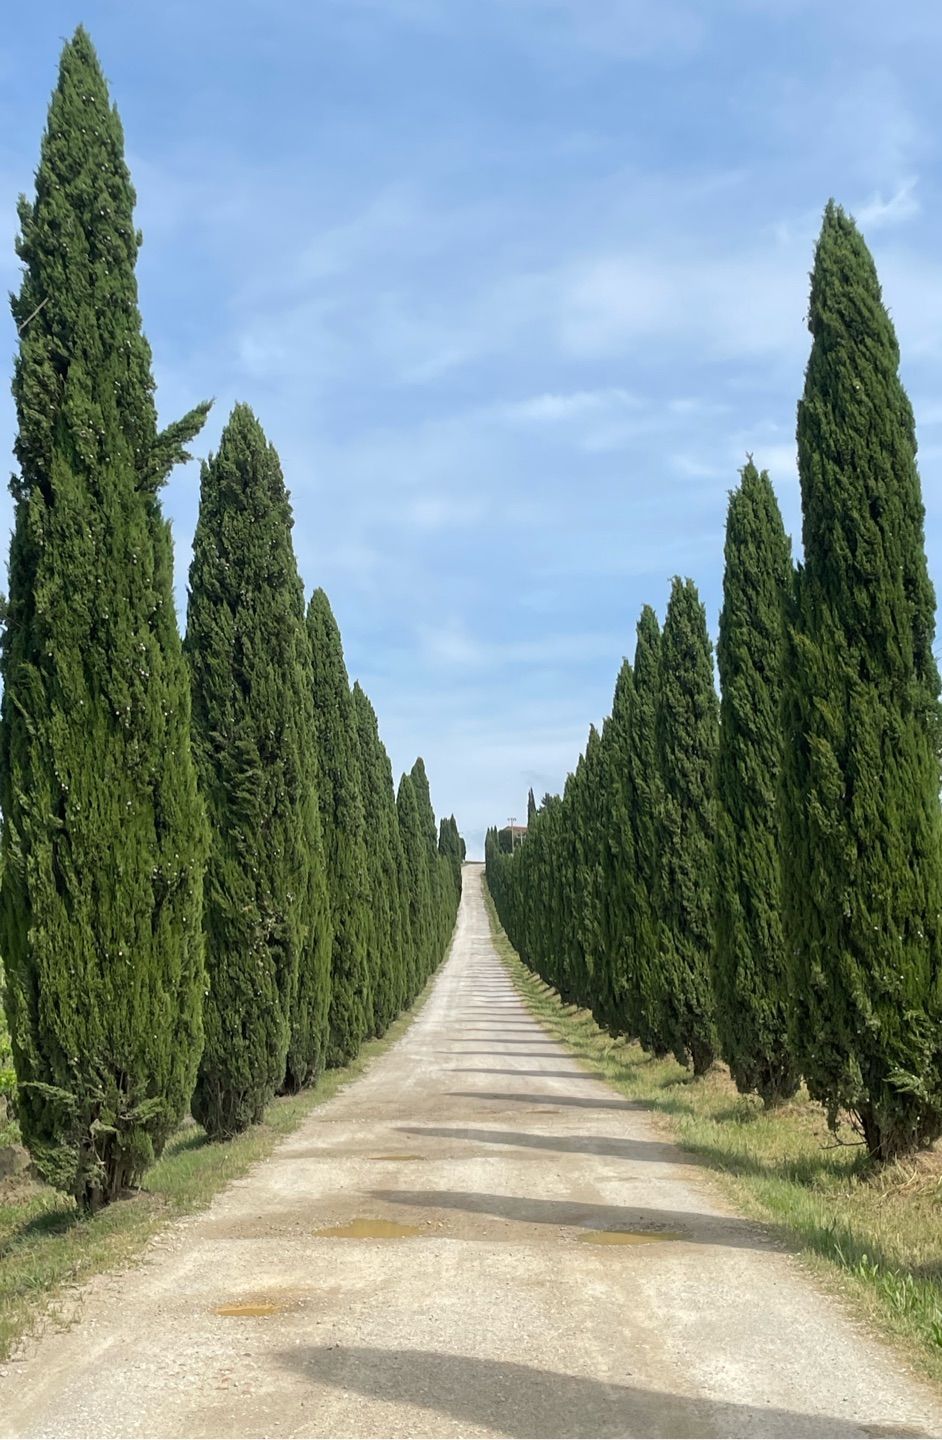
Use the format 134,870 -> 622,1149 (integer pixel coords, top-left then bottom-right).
483,884 -> 942,1385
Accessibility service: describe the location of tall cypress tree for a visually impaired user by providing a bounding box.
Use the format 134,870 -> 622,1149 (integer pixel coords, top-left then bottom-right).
352,681 -> 403,1036
185,406 -> 331,1136
626,607 -> 668,1057
397,772 -> 427,1004
307,589 -> 372,1065
782,203 -> 942,1160
715,462 -> 798,1105
655,578 -> 719,1076
575,726 -> 606,1019
0,30 -> 209,1206
438,816 -> 462,904
595,659 -> 634,1036
410,758 -> 443,975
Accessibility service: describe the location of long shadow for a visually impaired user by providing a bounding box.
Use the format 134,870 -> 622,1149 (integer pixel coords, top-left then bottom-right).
450,1068 -> 595,1079
448,1043 -> 561,1050
454,1033 -> 556,1041
273,1345 -> 916,1439
448,1090 -> 640,1113
433,1051 -> 566,1057
370,1187 -> 777,1251
454,1024 -> 544,1031
396,1123 -> 699,1165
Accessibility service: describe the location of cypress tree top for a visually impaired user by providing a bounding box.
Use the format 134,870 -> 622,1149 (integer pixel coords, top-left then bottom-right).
800,202 -> 938,686
12,27 -> 209,501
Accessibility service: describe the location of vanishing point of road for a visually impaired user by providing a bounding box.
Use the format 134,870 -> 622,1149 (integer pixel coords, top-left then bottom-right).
1,865 -> 940,1439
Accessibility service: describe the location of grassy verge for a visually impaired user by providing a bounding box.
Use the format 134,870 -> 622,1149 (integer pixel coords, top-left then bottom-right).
0,974 -> 436,1362
483,884 -> 942,1385
0,970 -> 16,1154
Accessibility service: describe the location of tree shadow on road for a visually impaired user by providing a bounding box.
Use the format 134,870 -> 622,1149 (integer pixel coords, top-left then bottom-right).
273,1344 -> 918,1438
449,1068 -> 592,1079
369,1186 -> 775,1251
395,1123 -> 698,1165
447,1090 -> 641,1113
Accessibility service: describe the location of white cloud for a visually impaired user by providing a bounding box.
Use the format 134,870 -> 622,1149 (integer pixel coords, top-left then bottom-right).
555,245 -> 808,363
856,177 -> 920,231
493,387 -> 640,424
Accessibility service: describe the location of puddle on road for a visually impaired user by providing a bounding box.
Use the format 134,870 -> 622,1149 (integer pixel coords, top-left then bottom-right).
316,1217 -> 423,1240
576,1229 -> 682,1246
215,1301 -> 282,1317
367,1153 -> 424,1162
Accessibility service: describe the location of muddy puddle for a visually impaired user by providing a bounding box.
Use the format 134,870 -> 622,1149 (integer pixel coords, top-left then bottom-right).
315,1217 -> 423,1240
215,1301 -> 282,1317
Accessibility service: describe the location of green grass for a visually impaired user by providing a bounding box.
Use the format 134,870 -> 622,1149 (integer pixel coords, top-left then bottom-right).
0,976 -> 435,1361
483,885 -> 942,1385
0,966 -> 16,1153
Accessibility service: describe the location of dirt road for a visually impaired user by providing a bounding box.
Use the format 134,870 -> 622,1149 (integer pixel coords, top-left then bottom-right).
1,864 -> 939,1438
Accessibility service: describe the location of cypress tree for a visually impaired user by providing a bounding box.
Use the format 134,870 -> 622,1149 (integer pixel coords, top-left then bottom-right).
307,589 -> 372,1065
715,462 -> 798,1105
559,764 -> 588,1007
438,815 -> 462,902
575,726 -> 606,1019
410,758 -> 442,975
595,660 -> 634,1036
655,578 -> 719,1076
352,681 -> 403,1035
626,608 -> 669,1056
0,30 -> 209,1205
527,788 -> 538,825
397,772 -> 428,1003
781,202 -> 942,1160
185,406 -> 331,1136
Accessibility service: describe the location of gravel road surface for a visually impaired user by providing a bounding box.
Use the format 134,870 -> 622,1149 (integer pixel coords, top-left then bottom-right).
1,864 -> 939,1438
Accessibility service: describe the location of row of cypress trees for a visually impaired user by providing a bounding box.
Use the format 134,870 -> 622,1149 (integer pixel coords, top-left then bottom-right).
0,30 -> 462,1208
488,201 -> 942,1164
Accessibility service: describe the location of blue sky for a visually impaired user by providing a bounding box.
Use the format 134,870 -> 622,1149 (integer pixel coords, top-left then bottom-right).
2,2 -> 942,857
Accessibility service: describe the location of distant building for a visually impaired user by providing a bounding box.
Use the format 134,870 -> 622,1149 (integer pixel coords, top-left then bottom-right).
498,823 -> 527,853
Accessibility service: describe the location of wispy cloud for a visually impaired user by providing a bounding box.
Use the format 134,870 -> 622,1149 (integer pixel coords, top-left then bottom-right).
856,177 -> 920,231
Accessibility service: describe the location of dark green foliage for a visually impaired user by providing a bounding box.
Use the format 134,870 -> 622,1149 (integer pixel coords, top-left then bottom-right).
410,758 -> 454,975
715,462 -> 798,1106
397,773 -> 430,1003
185,406 -> 331,1137
438,815 -> 463,902
593,660 -> 634,1037
623,608 -> 668,1056
527,788 -> 538,825
655,579 -> 719,1076
307,590 -> 372,1066
0,30 -> 209,1206
781,203 -> 942,1160
352,682 -> 405,1035
574,727 -> 606,1015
